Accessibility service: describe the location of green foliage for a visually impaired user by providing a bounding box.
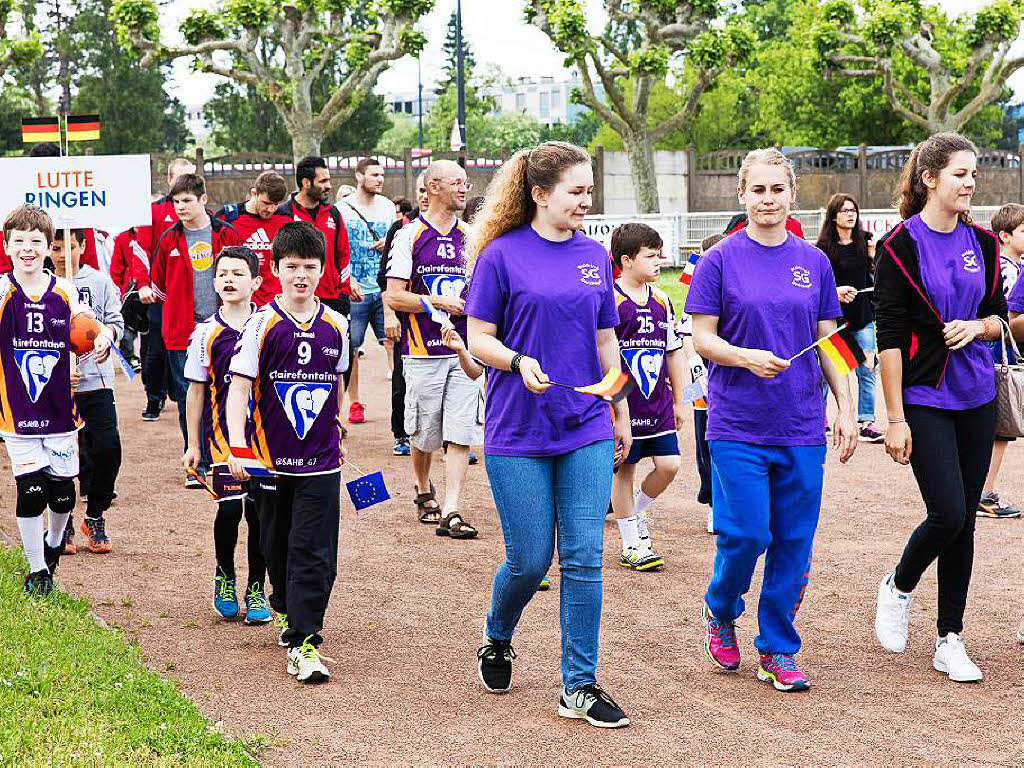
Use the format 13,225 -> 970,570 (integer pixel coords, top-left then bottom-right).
0,544 -> 258,765
967,0 -> 1022,47
437,10 -> 474,94
110,0 -> 159,49
540,110 -> 603,146
206,75 -> 390,154
629,44 -> 669,77
0,87 -> 37,156
179,9 -> 225,45
399,27 -> 427,57
224,0 -> 275,30
375,114 -> 420,156
863,3 -> 907,49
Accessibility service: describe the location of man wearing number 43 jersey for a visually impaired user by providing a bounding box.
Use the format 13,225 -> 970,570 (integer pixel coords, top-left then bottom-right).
384,159 -> 482,541
226,221 -> 349,684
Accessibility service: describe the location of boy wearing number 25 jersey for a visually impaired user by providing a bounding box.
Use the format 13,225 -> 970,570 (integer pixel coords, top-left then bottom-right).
227,221 -> 349,685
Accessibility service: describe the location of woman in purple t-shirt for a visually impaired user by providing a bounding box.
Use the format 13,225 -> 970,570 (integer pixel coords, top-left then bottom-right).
685,148 -> 857,693
873,133 -> 1006,682
465,141 -> 631,729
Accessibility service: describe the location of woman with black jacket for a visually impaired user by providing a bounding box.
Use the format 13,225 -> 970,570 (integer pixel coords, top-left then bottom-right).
872,133 -> 1006,683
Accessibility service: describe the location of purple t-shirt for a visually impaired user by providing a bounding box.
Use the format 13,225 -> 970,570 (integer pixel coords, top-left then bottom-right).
615,283 -> 683,438
0,273 -> 87,436
1005,260 -> 1024,312
230,300 -> 350,475
465,225 -> 619,457
684,230 -> 843,446
902,215 -> 995,410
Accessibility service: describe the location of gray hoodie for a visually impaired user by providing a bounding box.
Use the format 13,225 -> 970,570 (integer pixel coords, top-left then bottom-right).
73,265 -> 124,393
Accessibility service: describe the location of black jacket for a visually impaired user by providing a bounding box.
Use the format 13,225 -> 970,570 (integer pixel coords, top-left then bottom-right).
873,219 -> 1006,390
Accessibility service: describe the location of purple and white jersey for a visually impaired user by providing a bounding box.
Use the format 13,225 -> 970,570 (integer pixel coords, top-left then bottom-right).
615,283 -> 682,438
385,215 -> 470,358
184,310 -> 247,464
230,299 -> 350,476
0,272 -> 88,437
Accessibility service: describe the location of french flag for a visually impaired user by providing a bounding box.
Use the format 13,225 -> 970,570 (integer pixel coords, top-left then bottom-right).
679,252 -> 700,286
229,447 -> 273,476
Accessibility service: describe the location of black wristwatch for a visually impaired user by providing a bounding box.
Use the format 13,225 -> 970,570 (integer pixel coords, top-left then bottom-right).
510,353 -> 524,374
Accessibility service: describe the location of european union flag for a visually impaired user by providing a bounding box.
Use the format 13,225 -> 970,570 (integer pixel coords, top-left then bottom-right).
346,471 -> 391,511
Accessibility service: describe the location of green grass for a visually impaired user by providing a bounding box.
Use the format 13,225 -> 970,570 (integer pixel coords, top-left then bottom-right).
656,268 -> 687,310
0,544 -> 260,766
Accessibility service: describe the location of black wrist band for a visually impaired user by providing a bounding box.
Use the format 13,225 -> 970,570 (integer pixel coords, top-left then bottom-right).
510,353 -> 524,374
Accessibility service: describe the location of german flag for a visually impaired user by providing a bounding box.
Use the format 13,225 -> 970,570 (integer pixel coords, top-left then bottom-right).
66,114 -> 100,142
21,116 -> 60,143
819,329 -> 866,376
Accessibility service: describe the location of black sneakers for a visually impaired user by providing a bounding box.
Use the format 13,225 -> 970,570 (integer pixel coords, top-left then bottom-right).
24,569 -> 53,597
558,683 -> 630,728
142,398 -> 162,421
477,632 -> 516,693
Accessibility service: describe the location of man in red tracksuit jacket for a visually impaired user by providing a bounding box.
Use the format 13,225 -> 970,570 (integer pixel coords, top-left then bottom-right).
135,157 -> 197,422
147,173 -> 239,475
276,155 -> 357,312
215,170 -> 291,306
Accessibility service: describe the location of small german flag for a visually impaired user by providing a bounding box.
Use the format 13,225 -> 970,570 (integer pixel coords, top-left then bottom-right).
21,116 -> 60,143
818,328 -> 866,376
66,114 -> 100,142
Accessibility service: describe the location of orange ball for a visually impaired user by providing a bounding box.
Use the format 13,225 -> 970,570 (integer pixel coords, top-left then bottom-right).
69,313 -> 103,354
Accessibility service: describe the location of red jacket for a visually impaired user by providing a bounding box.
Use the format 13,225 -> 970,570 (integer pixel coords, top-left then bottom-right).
725,214 -> 806,239
276,194 -> 351,300
151,218 -> 239,350
214,204 -> 291,306
131,196 -> 178,286
0,228 -> 100,273
110,228 -> 147,294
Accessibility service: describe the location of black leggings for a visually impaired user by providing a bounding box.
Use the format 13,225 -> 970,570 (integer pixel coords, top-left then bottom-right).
894,399 -> 995,636
391,343 -> 407,440
214,497 -> 266,590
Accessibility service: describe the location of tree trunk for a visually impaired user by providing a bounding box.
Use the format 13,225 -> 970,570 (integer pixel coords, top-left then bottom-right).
289,124 -> 323,162
623,129 -> 660,214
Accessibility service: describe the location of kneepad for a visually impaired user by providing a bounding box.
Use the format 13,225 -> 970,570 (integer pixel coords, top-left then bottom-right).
15,471 -> 49,518
46,476 -> 77,514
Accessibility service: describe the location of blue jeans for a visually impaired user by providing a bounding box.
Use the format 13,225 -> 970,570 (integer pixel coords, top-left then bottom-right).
349,291 -> 385,350
484,440 -> 612,693
853,323 -> 877,422
706,440 -> 826,654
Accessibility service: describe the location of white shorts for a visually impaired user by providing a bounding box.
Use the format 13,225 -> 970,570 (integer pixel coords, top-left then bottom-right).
403,356 -> 484,454
3,433 -> 79,478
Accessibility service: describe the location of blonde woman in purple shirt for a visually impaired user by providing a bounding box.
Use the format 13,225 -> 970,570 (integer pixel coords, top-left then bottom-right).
685,149 -> 857,693
873,133 -> 1006,682
465,142 -> 631,729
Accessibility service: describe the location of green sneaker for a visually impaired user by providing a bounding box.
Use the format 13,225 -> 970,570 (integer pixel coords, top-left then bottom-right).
286,638 -> 330,683
275,612 -> 289,646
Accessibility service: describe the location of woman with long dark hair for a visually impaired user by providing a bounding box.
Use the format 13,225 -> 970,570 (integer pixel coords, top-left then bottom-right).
873,132 -> 1006,682
816,193 -> 882,441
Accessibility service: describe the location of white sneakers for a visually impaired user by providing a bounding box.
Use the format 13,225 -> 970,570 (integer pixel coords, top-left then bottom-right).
706,507 -> 714,535
1017,617 -> 1024,645
875,571 -> 984,683
934,633 -> 982,683
287,642 -> 330,683
875,572 -> 913,653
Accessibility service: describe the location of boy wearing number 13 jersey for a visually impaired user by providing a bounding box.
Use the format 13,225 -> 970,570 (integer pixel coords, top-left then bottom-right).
227,221 -> 349,684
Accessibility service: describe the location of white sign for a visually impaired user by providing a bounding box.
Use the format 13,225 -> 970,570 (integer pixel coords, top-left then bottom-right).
858,209 -> 903,239
0,154 -> 151,233
582,214 -> 679,265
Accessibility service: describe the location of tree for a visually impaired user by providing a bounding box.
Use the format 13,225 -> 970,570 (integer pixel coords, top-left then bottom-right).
111,0 -> 433,160
205,76 -> 390,155
70,0 -> 189,155
541,110 -> 603,146
436,9 -> 474,94
814,0 -> 1024,134
0,1 -> 43,84
527,0 -> 755,213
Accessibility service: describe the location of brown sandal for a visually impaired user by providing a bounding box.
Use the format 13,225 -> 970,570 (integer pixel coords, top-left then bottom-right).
435,512 -> 478,540
415,482 -> 441,524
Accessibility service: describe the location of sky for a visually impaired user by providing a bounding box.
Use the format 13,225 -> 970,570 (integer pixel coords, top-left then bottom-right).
163,0 -> 1024,108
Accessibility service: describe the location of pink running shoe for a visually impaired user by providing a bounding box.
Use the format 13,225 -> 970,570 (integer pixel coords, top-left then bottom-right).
756,653 -> 810,692
702,602 -> 740,671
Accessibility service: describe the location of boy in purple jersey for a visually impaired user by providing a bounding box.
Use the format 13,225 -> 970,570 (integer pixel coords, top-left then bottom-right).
384,159 -> 481,539
0,205 -> 111,596
609,224 -> 686,571
225,221 -> 350,684
183,246 -> 271,625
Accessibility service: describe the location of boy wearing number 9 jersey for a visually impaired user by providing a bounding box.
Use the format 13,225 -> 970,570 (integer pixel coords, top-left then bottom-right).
0,205 -> 112,596
226,221 -> 350,684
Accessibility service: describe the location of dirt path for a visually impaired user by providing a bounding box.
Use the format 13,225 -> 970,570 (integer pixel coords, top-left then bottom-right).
3,341 -> 1024,765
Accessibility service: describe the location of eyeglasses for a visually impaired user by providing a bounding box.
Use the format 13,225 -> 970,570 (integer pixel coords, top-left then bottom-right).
442,180 -> 473,191
839,207 -> 858,214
